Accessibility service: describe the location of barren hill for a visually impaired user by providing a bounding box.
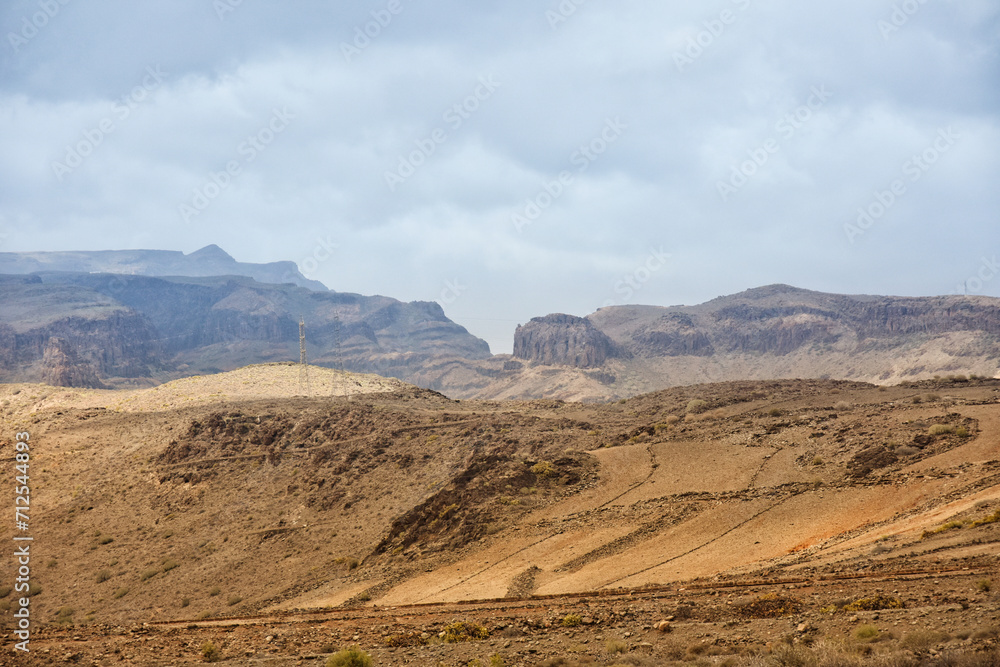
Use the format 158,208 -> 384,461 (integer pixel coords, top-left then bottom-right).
3,370 -> 999,664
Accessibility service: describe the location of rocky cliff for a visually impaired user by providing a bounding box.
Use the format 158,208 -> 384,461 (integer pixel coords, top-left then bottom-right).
0,272 -> 490,388
513,314 -> 627,367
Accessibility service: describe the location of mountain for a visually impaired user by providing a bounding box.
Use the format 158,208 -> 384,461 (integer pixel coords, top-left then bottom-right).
0,272 -> 490,387
415,285 -> 1000,401
0,244 -> 328,291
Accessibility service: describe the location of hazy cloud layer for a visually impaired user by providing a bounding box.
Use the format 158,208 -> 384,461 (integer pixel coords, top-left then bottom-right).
2,0 -> 998,352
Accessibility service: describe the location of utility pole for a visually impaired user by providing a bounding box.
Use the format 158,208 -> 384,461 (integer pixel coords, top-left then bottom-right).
299,317 -> 309,393
332,312 -> 351,401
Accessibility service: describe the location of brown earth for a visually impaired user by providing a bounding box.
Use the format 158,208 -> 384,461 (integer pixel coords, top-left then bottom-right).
1,369 -> 999,665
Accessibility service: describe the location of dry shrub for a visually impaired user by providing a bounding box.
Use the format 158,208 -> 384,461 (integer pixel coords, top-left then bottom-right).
442,621 -> 489,643
736,593 -> 803,618
843,595 -> 904,612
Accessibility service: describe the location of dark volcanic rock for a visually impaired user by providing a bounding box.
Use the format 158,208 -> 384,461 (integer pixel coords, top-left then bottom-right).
513,314 -> 627,368
42,337 -> 106,388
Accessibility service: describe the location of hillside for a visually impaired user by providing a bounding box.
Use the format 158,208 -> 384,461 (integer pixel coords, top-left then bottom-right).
0,272 -> 491,388
3,371 -> 999,664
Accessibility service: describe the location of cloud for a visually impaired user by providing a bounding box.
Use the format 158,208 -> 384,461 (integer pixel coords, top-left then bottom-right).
0,1 -> 997,353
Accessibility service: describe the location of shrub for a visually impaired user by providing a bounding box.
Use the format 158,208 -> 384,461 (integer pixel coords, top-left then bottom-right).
833,401 -> 852,411
326,646 -> 373,667
854,625 -> 880,642
686,399 -> 709,414
96,569 -> 112,583
977,579 -> 993,592
27,582 -> 42,596
768,408 -> 784,417
140,568 -> 159,582
901,630 -> 950,649
442,621 -> 490,643
489,655 -> 506,667
0,586 -> 11,598
929,424 -> 955,436
161,558 -> 179,573
561,613 -> 582,627
98,536 -> 114,545
208,586 -> 221,596
201,641 -> 222,662
55,606 -> 74,625
736,594 -> 803,618
181,597 -> 190,607
227,594 -> 242,606
844,595 -> 904,612
113,587 -> 129,599
957,426 -> 970,437
531,461 -> 557,478
606,639 -> 627,654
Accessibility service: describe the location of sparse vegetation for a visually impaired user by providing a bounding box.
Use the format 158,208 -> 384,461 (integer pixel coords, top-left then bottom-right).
736,594 -> 803,618
605,639 -> 627,655
686,399 -> 709,414
854,624 -> 880,642
929,424 -> 955,436
326,647 -> 373,667
442,621 -> 490,643
560,613 -> 582,627
844,595 -> 904,611
201,641 -> 221,662
531,461 -> 557,477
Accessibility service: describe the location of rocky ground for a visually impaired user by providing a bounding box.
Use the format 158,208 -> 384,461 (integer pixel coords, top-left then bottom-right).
1,371 -> 999,665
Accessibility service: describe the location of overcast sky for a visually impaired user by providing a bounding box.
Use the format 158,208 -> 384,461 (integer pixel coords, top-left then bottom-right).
1,1 -> 998,353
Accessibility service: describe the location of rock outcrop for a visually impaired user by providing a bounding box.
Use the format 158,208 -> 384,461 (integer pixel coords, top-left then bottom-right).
513,314 -> 626,368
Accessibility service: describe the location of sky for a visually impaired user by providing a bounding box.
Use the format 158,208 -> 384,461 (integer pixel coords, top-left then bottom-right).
1,1 -> 998,354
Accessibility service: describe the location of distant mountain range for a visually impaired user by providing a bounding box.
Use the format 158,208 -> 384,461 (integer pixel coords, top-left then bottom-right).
1,248 -> 998,397
0,247 -> 489,387
0,244 -> 327,291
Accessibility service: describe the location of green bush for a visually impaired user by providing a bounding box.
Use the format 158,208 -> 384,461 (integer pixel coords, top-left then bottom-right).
560,613 -> 582,627
530,461 -> 557,477
326,646 -> 373,667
